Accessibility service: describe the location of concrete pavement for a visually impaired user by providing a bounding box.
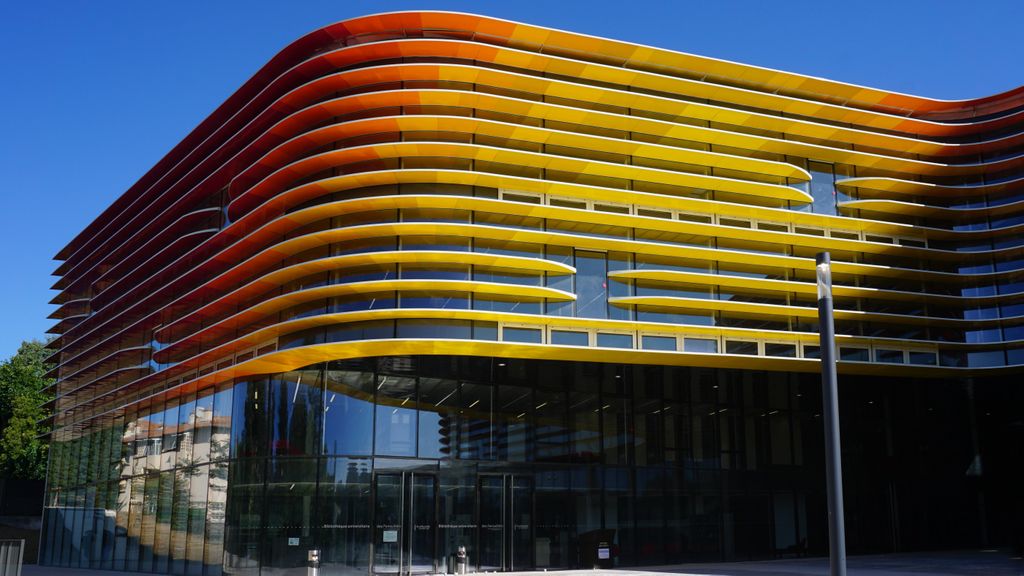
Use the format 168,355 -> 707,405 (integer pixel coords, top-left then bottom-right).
21,550 -> 1024,576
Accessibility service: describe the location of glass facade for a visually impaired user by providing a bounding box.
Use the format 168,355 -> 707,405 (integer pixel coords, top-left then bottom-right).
43,355 -> 1012,574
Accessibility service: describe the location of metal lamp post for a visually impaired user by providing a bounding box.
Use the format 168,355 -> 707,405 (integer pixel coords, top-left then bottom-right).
816,252 -> 847,576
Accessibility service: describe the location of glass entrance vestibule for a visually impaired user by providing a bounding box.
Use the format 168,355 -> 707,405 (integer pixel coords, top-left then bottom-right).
370,467 -> 534,575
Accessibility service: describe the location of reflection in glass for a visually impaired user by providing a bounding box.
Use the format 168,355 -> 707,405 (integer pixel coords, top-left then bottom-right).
375,375 -> 417,457
324,368 -> 374,455
262,458 -> 318,575
417,378 -> 458,459
269,370 -> 323,457
319,458 -> 371,574
575,251 -> 608,318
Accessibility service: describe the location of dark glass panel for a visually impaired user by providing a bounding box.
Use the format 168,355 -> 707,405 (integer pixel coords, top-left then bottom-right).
605,468 -> 635,565
318,458 -> 371,574
229,379 -> 269,459
262,458 -> 318,575
570,390 -> 601,464
458,382 -> 494,460
223,460 -> 263,576
534,470 -> 570,568
534,385 -> 570,463
437,469 -> 475,570
495,383 -> 532,462
839,347 -> 870,362
725,341 -> 758,355
269,369 -> 323,457
874,349 -> 905,364
908,351 -> 938,366
765,343 -> 796,357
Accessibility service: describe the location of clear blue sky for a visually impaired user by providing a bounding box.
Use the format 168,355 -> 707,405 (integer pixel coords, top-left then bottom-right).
1,0 -> 1021,358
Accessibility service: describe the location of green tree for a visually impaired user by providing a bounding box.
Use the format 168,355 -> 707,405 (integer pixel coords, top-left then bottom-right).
0,340 -> 53,480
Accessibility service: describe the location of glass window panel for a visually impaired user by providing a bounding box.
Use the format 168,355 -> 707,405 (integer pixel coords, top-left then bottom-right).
472,321 -> 499,341
184,465 -> 209,576
417,377 -> 459,459
684,338 -> 718,353
375,375 -> 417,457
230,379 -> 268,459
641,335 -> 676,351
324,319 -> 395,342
223,460 -> 263,576
139,473 -> 159,571
839,348 -> 870,362
210,383 -> 233,463
608,252 -> 633,321
546,246 -> 574,317
204,460 -> 229,576
575,251 -> 608,318
597,333 -> 633,349
725,341 -> 758,355
192,387 -> 215,465
458,382 -> 494,460
874,349 -> 905,364
552,330 -> 589,346
318,458 -> 372,574
154,470 -> 174,572
169,468 -> 190,574
503,327 -> 543,343
495,383 -> 532,462
908,351 -> 938,366
569,391 -> 600,463
262,458 -> 318,575
764,343 -> 797,357
269,369 -> 323,457
534,387 -> 569,463
323,368 -> 375,456
396,319 -> 471,339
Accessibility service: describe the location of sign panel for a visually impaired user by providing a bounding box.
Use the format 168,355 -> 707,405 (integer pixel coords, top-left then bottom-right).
287,537 -> 299,547
598,547 -> 610,560
383,530 -> 399,543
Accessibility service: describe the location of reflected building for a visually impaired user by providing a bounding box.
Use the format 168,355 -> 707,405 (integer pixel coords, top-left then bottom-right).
41,11 -> 1024,576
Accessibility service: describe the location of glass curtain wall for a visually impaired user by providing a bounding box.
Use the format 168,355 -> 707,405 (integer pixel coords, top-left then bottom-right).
43,355 -> 987,574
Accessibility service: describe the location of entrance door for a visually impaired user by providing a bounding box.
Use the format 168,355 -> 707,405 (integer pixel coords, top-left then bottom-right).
478,475 -> 534,571
373,472 -> 437,575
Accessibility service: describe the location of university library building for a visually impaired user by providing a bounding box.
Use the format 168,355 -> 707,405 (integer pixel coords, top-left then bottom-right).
40,11 -> 1024,576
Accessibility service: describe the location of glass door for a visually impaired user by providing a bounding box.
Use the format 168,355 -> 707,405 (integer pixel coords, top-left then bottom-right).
373,472 -> 437,575
477,474 -> 534,572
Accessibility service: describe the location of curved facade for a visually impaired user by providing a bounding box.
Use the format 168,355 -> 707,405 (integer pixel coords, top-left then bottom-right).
41,11 -> 1024,575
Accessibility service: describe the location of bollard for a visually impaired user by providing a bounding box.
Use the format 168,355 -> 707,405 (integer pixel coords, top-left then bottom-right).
307,549 -> 320,576
455,545 -> 468,574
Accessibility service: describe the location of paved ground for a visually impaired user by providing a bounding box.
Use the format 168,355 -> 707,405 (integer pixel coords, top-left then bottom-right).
20,550 -> 1024,576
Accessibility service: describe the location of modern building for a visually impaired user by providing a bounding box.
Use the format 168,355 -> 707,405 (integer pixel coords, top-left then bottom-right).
40,11 -> 1024,576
